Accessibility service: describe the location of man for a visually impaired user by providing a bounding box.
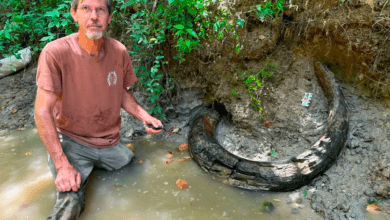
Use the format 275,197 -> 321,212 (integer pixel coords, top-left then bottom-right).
34,0 -> 163,219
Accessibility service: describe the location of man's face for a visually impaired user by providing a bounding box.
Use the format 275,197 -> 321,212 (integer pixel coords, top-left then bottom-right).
70,0 -> 112,39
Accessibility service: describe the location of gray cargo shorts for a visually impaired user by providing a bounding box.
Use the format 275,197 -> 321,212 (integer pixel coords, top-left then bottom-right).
47,133 -> 134,220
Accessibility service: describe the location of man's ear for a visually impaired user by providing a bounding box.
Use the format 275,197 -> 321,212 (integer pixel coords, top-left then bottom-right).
70,8 -> 77,22
108,13 -> 113,25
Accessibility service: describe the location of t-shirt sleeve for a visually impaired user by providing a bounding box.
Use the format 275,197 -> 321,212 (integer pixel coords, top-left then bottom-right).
123,51 -> 137,90
36,45 -> 62,95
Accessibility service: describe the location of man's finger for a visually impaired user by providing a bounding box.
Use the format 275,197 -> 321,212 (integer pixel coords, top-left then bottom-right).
144,124 -> 164,130
56,181 -> 65,192
63,181 -> 71,192
145,127 -> 154,135
69,176 -> 78,192
55,180 -> 62,191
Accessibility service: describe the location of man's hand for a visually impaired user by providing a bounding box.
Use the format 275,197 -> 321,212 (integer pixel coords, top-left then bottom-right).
121,89 -> 164,135
143,117 -> 164,135
55,165 -> 81,192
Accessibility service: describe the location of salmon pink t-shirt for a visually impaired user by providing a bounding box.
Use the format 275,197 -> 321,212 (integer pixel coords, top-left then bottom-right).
36,33 -> 137,148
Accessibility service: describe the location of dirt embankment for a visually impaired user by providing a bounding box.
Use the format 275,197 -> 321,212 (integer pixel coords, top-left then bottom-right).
164,0 -> 390,127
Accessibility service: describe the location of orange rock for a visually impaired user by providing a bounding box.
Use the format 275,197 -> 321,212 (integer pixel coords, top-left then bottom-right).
165,154 -> 173,158
178,143 -> 188,151
264,122 -> 274,128
139,159 -> 143,163
12,108 -> 17,114
25,152 -> 32,156
166,159 -> 174,164
367,204 -> 379,213
176,179 -> 188,189
126,143 -> 135,151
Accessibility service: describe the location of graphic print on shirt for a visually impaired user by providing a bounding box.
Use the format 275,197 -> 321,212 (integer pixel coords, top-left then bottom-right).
107,71 -> 117,86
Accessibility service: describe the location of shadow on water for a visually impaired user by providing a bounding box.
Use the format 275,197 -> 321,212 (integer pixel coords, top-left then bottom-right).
0,128 -> 327,220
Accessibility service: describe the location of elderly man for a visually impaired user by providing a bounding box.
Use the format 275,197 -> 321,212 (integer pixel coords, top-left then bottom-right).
34,0 -> 163,219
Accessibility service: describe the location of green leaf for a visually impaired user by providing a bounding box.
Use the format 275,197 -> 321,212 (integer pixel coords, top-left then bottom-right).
304,190 -> 307,197
40,35 -> 54,42
237,19 -> 245,27
168,0 -> 175,5
48,21 -> 60,28
120,0 -> 136,9
174,24 -> 185,30
45,10 -> 60,17
213,22 -> 220,32
186,29 -> 198,38
197,3 -> 204,8
4,31 -> 11,40
175,30 -> 184,36
61,20 -> 68,27
235,45 -> 241,53
368,199 -> 376,204
187,8 -> 197,15
270,148 -> 276,156
185,39 -> 191,48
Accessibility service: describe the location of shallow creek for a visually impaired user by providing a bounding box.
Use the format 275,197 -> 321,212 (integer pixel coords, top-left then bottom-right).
1,126 -> 388,220
0,128 -> 327,220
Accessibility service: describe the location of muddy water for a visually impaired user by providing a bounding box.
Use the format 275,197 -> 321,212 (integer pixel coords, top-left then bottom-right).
0,128 -> 326,220
0,128 -> 56,220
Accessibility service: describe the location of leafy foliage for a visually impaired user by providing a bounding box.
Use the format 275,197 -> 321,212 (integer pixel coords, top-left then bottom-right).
247,0 -> 284,23
121,0 -> 247,118
0,0 -> 286,118
0,0 -> 77,59
241,58 -> 275,119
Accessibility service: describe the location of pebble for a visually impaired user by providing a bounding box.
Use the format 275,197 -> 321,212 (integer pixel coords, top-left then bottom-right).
382,168 -> 390,178
291,208 -> 299,214
311,202 -> 317,211
376,183 -> 390,198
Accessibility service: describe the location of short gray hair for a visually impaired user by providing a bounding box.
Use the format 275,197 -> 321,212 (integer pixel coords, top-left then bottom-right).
71,0 -> 113,14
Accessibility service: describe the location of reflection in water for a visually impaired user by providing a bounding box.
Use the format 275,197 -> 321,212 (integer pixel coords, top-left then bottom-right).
0,128 -> 326,220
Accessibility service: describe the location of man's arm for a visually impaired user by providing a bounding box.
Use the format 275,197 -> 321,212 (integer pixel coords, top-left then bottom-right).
121,89 -> 163,134
34,87 -> 81,192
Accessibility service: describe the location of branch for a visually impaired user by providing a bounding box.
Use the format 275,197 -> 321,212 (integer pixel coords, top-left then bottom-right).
152,0 -> 159,12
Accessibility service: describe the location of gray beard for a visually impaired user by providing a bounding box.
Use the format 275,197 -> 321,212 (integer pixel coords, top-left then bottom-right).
87,32 -> 103,39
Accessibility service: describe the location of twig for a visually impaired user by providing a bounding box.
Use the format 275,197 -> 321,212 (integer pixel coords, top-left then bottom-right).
197,58 -> 212,65
152,0 -> 158,12
362,72 -> 389,86
381,0 -> 390,16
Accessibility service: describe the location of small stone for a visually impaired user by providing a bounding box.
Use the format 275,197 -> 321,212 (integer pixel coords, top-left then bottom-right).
340,203 -> 350,212
376,183 -> 390,198
311,202 -> 317,211
125,129 -> 134,137
364,189 -> 376,196
382,168 -> 390,178
295,198 -> 303,204
291,208 -> 299,214
262,202 -> 275,213
355,158 -> 362,164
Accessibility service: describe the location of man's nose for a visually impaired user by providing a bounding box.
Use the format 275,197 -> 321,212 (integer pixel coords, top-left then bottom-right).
90,9 -> 98,19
